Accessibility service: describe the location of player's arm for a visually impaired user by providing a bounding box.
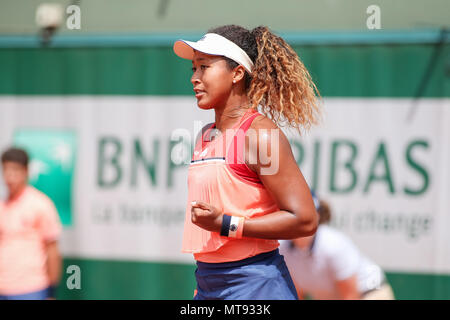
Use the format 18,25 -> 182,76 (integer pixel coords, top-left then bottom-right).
240,116 -> 318,239
190,117 -> 318,239
335,274 -> 361,300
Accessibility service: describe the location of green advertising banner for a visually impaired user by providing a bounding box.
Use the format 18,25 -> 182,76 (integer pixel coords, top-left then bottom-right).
0,31 -> 449,300
13,130 -> 76,226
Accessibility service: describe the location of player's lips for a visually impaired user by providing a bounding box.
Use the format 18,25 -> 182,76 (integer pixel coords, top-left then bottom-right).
194,88 -> 206,99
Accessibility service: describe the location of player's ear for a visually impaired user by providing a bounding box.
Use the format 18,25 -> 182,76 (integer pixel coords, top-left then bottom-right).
232,65 -> 246,84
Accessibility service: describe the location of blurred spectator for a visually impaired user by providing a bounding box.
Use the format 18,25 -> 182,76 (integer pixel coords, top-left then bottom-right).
0,147 -> 63,300
280,194 -> 395,300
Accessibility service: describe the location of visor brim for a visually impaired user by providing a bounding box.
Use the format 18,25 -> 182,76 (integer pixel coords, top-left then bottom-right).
173,39 -> 224,60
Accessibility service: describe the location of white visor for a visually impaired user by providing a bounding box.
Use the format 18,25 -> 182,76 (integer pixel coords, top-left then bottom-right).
173,33 -> 254,74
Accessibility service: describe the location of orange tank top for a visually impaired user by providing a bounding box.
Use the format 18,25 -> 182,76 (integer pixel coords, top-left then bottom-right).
182,108 -> 279,263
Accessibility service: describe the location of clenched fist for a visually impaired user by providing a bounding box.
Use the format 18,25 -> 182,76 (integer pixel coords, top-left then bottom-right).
191,200 -> 223,233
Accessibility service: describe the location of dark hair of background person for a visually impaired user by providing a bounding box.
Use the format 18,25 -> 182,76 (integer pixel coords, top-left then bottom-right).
317,200 -> 331,225
1,147 -> 29,168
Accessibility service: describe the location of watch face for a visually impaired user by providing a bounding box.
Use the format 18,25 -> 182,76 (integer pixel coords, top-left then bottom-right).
230,223 -> 238,232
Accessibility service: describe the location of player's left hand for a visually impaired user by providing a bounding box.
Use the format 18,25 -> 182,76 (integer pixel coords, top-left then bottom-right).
191,200 -> 223,233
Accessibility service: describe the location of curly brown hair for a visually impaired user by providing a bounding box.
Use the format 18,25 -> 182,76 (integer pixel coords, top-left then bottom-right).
208,25 -> 322,133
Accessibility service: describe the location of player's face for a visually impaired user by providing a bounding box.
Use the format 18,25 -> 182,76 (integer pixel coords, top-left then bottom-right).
191,51 -> 235,110
1,161 -> 28,195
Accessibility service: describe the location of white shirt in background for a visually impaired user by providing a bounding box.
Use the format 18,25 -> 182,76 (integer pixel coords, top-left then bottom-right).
280,224 -> 385,300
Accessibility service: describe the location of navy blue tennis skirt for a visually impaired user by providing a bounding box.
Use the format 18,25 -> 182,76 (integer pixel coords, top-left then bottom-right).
194,249 -> 298,300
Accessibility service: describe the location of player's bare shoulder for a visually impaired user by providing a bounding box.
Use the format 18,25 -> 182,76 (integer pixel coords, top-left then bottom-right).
246,113 -> 289,148
245,112 -> 291,174
249,113 -> 278,131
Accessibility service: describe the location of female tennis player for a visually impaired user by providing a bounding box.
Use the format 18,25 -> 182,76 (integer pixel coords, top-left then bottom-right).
173,24 -> 321,300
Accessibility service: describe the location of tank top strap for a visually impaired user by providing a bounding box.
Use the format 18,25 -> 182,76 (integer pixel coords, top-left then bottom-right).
238,110 -> 261,132
226,109 -> 262,185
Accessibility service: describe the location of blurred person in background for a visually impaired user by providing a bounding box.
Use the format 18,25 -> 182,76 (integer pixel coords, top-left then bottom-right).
0,147 -> 62,300
280,193 -> 395,300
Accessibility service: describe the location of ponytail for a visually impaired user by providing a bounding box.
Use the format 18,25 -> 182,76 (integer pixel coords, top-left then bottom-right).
249,26 -> 321,133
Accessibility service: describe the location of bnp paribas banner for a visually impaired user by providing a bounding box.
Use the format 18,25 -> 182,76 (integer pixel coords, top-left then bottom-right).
13,130 -> 76,226
0,96 -> 449,299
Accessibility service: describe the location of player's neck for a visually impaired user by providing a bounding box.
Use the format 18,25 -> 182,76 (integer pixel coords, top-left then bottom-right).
214,97 -> 251,132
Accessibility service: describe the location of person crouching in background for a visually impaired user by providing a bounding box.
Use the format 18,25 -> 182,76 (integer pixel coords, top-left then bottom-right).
280,193 -> 395,300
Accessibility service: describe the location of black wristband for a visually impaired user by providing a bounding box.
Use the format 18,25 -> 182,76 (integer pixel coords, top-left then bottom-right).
220,214 -> 231,237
